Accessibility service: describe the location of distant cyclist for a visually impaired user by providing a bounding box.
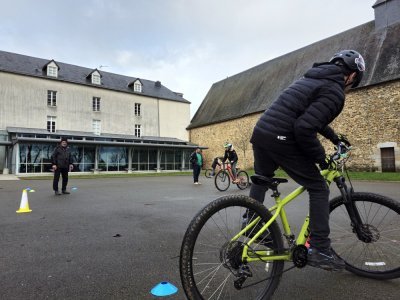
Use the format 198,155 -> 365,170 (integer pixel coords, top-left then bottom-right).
222,142 -> 239,183
249,50 -> 365,271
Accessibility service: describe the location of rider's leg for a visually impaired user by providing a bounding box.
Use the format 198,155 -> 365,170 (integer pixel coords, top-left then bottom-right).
267,149 -> 331,250
249,146 -> 277,204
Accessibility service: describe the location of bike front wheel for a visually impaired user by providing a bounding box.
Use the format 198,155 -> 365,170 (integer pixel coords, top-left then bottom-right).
215,170 -> 230,191
236,170 -> 249,190
180,195 -> 284,300
329,192 -> 400,280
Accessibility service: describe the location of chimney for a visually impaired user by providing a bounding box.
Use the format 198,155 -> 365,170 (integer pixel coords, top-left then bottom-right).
155,81 -> 161,87
373,0 -> 400,30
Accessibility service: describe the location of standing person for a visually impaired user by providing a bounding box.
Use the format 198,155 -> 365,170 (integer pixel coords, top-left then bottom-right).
190,148 -> 203,185
222,143 -> 239,183
249,50 -> 365,271
51,137 -> 74,195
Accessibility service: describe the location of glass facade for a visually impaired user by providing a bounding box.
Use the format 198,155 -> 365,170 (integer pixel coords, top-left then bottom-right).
17,142 -> 193,174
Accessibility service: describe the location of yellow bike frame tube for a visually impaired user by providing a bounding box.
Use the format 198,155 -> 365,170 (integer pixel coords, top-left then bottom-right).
296,216 -> 310,245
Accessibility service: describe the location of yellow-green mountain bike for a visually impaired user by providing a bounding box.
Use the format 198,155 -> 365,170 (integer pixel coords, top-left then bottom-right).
179,144 -> 400,299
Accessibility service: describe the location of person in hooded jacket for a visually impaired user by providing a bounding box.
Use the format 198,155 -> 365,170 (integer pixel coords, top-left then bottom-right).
51,137 -> 74,195
249,50 -> 365,271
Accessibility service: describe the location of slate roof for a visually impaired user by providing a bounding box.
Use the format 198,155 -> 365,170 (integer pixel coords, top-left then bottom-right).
188,19 -> 400,129
0,50 -> 190,104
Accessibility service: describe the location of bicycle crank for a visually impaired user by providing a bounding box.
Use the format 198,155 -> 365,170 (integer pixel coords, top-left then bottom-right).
292,245 -> 308,268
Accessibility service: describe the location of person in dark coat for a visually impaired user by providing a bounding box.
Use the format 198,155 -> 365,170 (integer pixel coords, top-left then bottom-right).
222,143 -> 239,182
249,50 -> 365,271
51,137 -> 74,195
190,148 -> 203,185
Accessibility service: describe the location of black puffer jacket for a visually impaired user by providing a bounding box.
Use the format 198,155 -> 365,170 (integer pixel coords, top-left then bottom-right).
250,63 -> 345,163
51,145 -> 73,168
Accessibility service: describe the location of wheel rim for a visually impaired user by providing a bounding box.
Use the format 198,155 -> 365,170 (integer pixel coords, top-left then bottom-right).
330,196 -> 400,275
190,203 -> 279,299
215,171 -> 230,191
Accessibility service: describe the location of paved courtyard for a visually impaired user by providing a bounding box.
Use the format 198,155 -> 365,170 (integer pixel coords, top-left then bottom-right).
0,175 -> 399,299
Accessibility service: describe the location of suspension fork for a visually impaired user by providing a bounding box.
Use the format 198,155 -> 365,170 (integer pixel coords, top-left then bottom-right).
334,176 -> 368,241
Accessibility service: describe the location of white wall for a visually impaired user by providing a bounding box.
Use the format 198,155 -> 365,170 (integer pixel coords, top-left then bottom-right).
0,72 -> 190,140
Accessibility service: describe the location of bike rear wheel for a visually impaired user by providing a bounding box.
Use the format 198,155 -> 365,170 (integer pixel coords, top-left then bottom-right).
180,195 -> 284,300
236,170 -> 249,190
205,169 -> 213,178
329,192 -> 400,279
215,170 -> 230,191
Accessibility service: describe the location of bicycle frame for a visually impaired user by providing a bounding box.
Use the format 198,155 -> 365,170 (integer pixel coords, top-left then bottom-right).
233,168 -> 343,263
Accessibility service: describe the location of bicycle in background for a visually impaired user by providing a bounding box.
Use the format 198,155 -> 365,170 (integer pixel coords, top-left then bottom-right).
214,162 -> 249,191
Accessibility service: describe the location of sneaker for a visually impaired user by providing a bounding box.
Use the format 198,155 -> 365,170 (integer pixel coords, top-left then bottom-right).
55,191 -> 61,196
194,182 -> 199,185
307,247 -> 345,271
62,191 -> 70,194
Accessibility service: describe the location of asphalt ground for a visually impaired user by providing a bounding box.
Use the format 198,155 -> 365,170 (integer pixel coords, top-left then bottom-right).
0,175 -> 399,299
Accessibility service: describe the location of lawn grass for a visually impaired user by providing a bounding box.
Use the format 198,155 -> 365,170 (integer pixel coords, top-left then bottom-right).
245,169 -> 400,182
18,169 -> 400,182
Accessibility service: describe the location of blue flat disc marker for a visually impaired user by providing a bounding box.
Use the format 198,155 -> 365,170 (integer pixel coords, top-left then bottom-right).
150,281 -> 178,297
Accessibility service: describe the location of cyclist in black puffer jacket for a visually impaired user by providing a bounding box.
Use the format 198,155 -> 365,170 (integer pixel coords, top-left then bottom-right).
250,50 -> 365,271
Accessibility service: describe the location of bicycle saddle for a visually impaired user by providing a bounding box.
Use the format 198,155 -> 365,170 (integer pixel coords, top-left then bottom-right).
250,175 -> 288,188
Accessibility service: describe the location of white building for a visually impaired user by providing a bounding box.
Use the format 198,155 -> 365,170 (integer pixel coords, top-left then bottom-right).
0,50 -> 198,174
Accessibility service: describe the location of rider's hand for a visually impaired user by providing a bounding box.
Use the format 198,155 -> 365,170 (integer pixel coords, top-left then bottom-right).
318,155 -> 337,170
52,165 -> 57,171
333,134 -> 351,147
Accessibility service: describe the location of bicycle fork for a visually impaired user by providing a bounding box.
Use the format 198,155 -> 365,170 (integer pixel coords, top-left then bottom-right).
335,176 -> 372,243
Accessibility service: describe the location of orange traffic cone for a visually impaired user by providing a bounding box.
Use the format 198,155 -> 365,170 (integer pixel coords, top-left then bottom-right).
16,189 -> 33,213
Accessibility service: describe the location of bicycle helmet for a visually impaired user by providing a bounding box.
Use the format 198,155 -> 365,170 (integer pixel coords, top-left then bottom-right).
224,142 -> 232,149
329,50 -> 365,88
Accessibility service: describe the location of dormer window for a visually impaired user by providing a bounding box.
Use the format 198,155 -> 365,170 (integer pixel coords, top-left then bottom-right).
91,71 -> 101,85
44,60 -> 59,78
128,79 -> 143,93
87,69 -> 102,85
134,81 -> 142,93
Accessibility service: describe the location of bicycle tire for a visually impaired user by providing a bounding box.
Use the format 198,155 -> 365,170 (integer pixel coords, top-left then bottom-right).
329,192 -> 400,280
215,170 -> 230,191
236,170 -> 249,190
180,195 -> 284,300
205,169 -> 213,178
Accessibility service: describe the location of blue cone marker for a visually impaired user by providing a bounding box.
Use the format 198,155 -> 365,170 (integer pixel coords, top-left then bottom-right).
150,281 -> 178,297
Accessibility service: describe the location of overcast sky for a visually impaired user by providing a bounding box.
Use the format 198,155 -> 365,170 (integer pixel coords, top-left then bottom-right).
0,0 -> 376,117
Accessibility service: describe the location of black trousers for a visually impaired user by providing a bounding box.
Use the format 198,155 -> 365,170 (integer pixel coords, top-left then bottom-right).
249,145 -> 331,250
53,168 -> 69,192
192,164 -> 201,183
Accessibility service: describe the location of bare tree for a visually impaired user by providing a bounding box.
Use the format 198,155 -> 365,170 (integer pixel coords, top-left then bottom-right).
233,122 -> 254,169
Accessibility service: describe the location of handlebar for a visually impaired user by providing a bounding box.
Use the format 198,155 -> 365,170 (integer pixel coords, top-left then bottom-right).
331,142 -> 352,162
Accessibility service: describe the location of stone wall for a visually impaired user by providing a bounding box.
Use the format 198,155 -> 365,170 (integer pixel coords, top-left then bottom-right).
189,80 -> 400,172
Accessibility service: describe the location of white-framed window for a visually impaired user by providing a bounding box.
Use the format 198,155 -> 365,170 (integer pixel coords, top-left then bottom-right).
135,124 -> 141,137
134,81 -> 142,93
47,116 -> 56,133
134,103 -> 141,116
92,73 -> 101,85
47,65 -> 58,77
93,97 -> 101,111
47,90 -> 57,106
92,119 -> 101,135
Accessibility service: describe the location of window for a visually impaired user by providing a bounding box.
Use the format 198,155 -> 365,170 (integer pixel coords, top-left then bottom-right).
93,97 -> 101,111
92,119 -> 101,135
135,124 -> 141,137
47,90 -> 57,106
134,81 -> 142,93
135,103 -> 141,116
47,65 -> 58,77
47,116 -> 56,133
92,74 -> 101,85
